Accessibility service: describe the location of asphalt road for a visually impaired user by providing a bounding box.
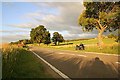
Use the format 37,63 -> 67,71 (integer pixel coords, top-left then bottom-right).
30,46 -> 119,78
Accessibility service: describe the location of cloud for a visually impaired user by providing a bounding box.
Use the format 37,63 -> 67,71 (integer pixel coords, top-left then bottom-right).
5,23 -> 37,29
33,2 -> 85,26
9,3 -> 85,32
31,3 -> 85,33
0,30 -> 29,33
63,31 -> 97,40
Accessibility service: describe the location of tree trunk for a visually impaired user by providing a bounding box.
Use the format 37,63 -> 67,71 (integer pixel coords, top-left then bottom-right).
97,31 -> 104,48
96,19 -> 107,49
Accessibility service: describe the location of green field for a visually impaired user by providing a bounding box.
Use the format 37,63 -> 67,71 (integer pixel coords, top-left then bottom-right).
29,38 -> 119,54
2,45 -> 53,79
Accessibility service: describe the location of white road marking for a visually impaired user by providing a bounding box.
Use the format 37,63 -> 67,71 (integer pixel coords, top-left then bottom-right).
116,62 -> 120,64
30,50 -> 71,80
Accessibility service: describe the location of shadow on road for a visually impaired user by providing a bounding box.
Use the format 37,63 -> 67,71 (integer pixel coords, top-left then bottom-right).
78,57 -> 118,78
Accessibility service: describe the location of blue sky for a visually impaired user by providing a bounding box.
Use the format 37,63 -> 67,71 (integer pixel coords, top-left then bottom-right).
1,2 -> 100,43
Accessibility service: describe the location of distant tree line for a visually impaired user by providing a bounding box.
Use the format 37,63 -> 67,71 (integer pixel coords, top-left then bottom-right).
10,39 -> 32,45
10,25 -> 64,46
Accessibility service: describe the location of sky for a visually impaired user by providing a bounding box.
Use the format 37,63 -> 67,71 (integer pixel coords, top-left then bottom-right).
1,0 -> 112,43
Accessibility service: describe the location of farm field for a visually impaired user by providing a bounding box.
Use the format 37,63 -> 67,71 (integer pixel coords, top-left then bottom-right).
29,38 -> 119,55
1,44 -> 54,79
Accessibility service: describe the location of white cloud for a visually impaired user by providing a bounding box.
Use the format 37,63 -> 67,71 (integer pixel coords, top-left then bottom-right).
6,23 -> 37,29
31,3 -> 85,32
0,30 -> 29,33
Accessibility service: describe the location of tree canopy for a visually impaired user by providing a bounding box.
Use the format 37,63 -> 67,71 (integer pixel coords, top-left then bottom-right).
52,32 -> 64,45
78,2 -> 120,46
30,25 -> 51,45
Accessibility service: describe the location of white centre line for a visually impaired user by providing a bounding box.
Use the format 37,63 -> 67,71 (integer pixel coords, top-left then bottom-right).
30,50 -> 71,80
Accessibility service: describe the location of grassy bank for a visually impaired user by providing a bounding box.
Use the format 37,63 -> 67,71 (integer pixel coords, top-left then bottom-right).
2,45 -> 53,79
29,38 -> 119,54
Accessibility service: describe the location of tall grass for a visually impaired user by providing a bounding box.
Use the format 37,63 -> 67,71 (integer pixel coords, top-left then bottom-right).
2,45 -> 19,78
2,44 -> 52,79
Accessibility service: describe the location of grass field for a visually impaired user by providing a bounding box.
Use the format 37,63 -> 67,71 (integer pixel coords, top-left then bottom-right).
2,44 -> 53,79
29,38 -> 119,54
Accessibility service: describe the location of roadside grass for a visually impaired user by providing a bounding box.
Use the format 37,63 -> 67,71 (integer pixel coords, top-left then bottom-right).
29,38 -> 119,54
2,44 -> 53,79
85,43 -> 119,54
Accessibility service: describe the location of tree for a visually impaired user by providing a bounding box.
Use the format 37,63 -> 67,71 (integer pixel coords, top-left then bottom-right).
52,32 -> 64,45
115,30 -> 120,42
78,2 -> 120,46
58,34 -> 64,43
21,39 -> 31,44
43,31 -> 51,45
30,25 -> 51,45
107,33 -> 117,39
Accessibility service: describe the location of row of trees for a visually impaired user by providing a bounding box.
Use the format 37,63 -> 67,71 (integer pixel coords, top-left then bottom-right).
30,25 -> 64,45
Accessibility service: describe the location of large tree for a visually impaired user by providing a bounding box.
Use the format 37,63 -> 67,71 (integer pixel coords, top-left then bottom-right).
52,32 -> 64,45
30,25 -> 51,45
78,2 -> 120,46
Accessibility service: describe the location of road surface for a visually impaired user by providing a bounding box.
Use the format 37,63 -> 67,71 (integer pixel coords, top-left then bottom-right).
30,46 -> 119,78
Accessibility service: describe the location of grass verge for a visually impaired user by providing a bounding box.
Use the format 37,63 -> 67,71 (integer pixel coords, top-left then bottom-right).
2,45 -> 54,79
28,38 -> 119,55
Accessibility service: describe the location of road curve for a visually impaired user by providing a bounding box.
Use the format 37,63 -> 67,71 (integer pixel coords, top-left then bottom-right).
30,46 -> 119,78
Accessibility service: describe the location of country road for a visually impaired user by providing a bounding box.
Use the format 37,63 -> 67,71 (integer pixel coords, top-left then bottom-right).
30,46 -> 119,78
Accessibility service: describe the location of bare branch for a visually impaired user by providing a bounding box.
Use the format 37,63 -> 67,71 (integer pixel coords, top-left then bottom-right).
96,19 -> 103,30
96,26 -> 101,32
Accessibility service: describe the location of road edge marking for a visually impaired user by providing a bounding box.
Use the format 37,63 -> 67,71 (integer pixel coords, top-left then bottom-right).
30,50 -> 71,80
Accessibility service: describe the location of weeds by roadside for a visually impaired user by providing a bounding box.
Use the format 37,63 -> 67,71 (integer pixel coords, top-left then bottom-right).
2,44 -> 52,79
